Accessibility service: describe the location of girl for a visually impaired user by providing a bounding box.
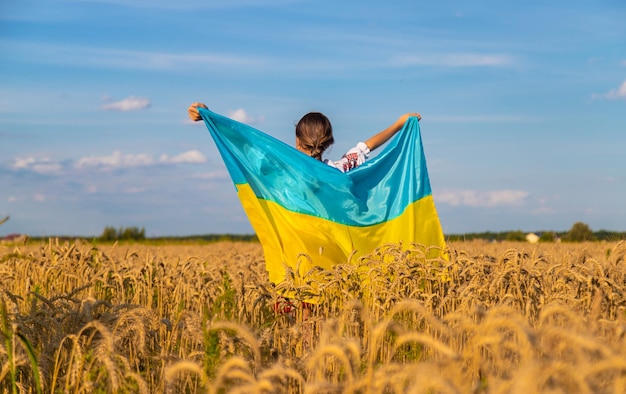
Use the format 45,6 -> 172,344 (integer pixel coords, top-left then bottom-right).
188,103 -> 427,319
187,103 -> 421,172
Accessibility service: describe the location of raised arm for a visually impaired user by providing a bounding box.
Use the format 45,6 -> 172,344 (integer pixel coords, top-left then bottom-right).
187,102 -> 208,121
365,112 -> 421,151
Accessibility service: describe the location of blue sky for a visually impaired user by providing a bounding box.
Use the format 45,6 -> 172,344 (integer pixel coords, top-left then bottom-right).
1,0 -> 625,237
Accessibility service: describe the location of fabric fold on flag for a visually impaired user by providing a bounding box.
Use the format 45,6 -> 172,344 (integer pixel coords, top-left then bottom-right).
198,107 -> 446,284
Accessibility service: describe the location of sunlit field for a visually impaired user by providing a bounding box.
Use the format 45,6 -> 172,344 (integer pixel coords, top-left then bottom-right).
1,239 -> 625,393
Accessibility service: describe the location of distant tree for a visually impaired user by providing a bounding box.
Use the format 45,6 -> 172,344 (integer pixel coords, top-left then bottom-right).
506,230 -> 526,242
594,230 -> 626,241
564,222 -> 594,242
99,226 -> 146,241
121,226 -> 145,241
539,231 -> 558,242
100,226 -> 118,241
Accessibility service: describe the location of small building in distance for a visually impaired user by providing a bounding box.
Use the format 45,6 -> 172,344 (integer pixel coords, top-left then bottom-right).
1,233 -> 29,244
526,232 -> 540,244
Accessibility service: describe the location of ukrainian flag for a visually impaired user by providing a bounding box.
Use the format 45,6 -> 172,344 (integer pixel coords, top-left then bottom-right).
198,107 -> 446,284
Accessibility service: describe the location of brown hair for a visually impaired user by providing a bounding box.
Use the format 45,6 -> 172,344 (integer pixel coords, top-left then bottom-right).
295,112 -> 334,159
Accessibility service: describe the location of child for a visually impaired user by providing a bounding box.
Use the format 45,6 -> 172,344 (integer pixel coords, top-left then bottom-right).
187,102 -> 421,172
188,103 -> 427,321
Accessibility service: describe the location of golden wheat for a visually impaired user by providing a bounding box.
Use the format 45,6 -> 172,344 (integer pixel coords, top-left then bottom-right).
1,240 -> 625,392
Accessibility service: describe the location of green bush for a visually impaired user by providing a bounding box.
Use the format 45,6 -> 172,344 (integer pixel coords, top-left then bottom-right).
99,226 -> 145,241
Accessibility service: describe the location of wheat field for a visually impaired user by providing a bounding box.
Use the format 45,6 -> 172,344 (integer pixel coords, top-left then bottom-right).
1,239 -> 625,393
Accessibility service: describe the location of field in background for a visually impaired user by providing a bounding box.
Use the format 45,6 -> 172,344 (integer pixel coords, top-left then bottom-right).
1,239 -> 626,393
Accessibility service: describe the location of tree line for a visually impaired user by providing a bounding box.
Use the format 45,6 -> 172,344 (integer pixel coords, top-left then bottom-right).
99,226 -> 146,241
95,222 -> 622,244
447,222 -> 626,242
97,226 -> 258,243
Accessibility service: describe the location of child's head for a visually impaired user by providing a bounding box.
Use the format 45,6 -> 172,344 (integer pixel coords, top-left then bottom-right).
295,112 -> 334,160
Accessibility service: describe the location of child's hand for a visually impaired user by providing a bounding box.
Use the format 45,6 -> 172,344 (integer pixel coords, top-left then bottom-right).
188,102 -> 208,121
395,112 -> 422,130
399,112 -> 421,125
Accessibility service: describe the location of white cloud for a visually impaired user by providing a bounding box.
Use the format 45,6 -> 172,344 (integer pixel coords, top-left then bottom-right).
12,157 -> 62,174
8,196 -> 17,203
123,187 -> 147,194
192,169 -> 229,181
75,151 -> 154,169
6,40 -> 266,71
68,0 -> 305,10
33,193 -> 46,202
159,150 -> 207,164
391,53 -> 513,67
13,157 -> 36,169
6,38 -> 514,78
74,150 -> 209,170
592,80 -> 626,100
102,96 -> 151,111
227,108 -> 264,124
33,162 -> 63,174
9,150 -> 208,174
436,189 -> 529,207
228,108 -> 252,123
